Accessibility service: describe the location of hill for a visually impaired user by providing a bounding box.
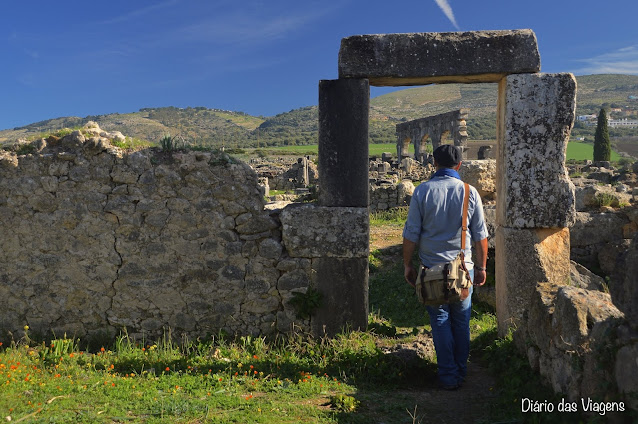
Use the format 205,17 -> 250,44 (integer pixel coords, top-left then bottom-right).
1,74 -> 637,149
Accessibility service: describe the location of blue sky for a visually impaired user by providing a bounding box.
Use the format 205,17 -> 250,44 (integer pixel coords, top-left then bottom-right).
2,0 -> 637,130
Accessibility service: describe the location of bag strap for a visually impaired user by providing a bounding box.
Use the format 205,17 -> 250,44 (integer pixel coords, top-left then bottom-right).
460,183 -> 470,252
459,183 -> 472,283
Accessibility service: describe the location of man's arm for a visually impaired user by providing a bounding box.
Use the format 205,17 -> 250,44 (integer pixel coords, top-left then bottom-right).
472,237 -> 488,286
403,238 -> 418,287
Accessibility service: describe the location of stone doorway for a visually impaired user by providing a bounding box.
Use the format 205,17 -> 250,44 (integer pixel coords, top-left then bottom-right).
315,30 -> 577,337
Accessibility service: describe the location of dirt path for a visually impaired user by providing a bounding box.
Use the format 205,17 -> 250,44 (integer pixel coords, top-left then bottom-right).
369,223 -> 501,423
370,224 -> 404,251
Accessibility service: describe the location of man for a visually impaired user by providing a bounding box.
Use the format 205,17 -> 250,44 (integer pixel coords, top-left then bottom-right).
402,144 -> 489,390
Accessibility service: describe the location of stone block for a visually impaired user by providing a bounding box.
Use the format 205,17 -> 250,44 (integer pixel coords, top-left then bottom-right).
483,205 -> 496,249
527,282 -> 560,352
477,145 -> 493,159
552,286 -> 623,352
569,260 -> 606,292
573,184 -> 631,211
280,204 -> 369,258
311,257 -> 368,337
339,30 -> 540,86
459,159 -> 496,200
610,235 -> 638,323
496,227 -> 571,335
615,343 -> 638,395
526,281 -> 627,402
569,211 -> 628,248
318,78 -> 369,207
496,73 -> 576,228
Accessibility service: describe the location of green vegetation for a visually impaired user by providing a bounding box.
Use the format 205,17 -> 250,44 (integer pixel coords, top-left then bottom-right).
369,207 -> 409,227
159,134 -> 179,152
111,136 -> 154,151
594,109 -> 612,161
594,192 -> 620,208
249,141 -> 623,163
0,329 -> 365,423
568,140 -> 621,162
328,394 -> 360,412
288,288 -> 324,320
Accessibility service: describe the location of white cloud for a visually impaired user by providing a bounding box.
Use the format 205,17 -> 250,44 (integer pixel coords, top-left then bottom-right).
576,45 -> 638,75
433,0 -> 460,30
101,0 -> 181,25
178,7 -> 331,46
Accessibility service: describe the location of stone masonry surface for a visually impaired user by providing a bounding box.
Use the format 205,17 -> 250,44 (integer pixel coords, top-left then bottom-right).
339,30 -> 540,86
0,127 -> 329,340
497,73 -> 577,228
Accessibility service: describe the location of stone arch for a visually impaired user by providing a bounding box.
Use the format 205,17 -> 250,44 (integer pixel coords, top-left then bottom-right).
316,29 -> 576,338
396,109 -> 468,164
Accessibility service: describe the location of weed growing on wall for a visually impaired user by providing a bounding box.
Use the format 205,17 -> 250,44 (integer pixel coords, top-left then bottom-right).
594,192 -> 619,208
288,288 -> 323,320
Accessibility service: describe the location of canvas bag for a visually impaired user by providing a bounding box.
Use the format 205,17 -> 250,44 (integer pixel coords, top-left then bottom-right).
415,183 -> 472,305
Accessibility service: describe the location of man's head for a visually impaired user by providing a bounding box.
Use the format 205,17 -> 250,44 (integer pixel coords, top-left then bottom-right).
432,144 -> 462,169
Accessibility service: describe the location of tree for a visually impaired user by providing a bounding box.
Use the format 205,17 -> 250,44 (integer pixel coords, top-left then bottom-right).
593,108 -> 611,161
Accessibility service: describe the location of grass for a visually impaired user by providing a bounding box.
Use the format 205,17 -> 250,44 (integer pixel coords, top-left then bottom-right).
369,207 -> 409,227
566,141 -> 621,161
0,329 -> 393,423
245,140 -> 625,163
245,143 -> 415,158
111,136 -> 154,151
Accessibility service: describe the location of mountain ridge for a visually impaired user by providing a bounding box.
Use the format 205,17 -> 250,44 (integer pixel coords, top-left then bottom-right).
2,74 -> 637,147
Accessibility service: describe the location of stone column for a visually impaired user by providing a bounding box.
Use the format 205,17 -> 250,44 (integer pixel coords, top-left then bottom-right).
313,78 -> 370,336
455,110 -> 469,159
431,129 -> 442,151
318,79 -> 369,207
495,73 -> 577,336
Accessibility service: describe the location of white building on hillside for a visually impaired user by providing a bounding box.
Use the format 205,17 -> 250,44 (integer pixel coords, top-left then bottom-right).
608,118 -> 638,128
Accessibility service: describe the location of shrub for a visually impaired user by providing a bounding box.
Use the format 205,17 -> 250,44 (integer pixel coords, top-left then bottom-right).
159,134 -> 177,151
594,109 -> 611,161
594,192 -> 619,208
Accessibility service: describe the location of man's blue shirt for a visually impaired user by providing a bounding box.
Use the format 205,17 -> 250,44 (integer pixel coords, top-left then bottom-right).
402,170 -> 488,269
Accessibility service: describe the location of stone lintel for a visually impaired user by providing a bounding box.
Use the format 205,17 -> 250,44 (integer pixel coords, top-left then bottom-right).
280,204 -> 369,258
339,30 -> 540,86
311,257 -> 368,337
496,227 -> 571,336
395,109 -> 468,133
496,73 -> 577,228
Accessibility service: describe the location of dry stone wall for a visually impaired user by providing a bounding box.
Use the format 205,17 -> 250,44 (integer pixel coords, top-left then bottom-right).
0,128 -> 328,341
369,180 -> 414,211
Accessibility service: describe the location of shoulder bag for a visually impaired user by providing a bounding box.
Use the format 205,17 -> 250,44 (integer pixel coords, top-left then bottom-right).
415,183 -> 472,305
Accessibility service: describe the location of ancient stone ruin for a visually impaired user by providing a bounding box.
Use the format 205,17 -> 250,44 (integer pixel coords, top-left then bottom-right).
329,29 -> 637,409
396,109 -> 468,163
1,29 -> 636,411
0,122 -> 365,340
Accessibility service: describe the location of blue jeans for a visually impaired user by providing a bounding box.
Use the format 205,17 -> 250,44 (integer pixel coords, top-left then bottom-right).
425,269 -> 473,387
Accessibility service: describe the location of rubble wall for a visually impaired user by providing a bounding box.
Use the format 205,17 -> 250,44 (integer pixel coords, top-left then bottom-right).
0,133 -> 331,341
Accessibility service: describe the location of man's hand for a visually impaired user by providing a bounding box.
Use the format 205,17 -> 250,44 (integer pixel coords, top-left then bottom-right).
473,269 -> 486,286
460,287 -> 470,301
472,238 -> 488,287
403,238 -> 418,287
404,264 -> 417,287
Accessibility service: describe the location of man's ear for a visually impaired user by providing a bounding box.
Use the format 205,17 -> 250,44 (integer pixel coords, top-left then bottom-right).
455,161 -> 462,171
